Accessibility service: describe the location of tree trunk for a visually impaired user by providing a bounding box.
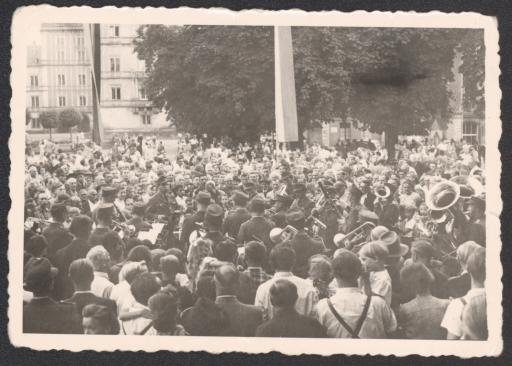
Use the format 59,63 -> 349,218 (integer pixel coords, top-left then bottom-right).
385,124 -> 398,163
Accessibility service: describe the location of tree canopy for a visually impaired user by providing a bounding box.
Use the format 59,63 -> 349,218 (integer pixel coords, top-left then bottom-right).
135,25 -> 484,150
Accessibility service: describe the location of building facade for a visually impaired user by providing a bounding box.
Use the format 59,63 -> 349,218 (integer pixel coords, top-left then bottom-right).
99,24 -> 168,130
27,23 -> 92,131
26,23 -> 168,133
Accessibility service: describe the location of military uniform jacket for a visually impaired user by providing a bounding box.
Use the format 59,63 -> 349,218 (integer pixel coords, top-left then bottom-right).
222,207 -> 251,239
237,216 -> 274,250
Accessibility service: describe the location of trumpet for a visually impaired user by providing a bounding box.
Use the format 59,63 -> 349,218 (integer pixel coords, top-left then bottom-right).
334,221 -> 376,251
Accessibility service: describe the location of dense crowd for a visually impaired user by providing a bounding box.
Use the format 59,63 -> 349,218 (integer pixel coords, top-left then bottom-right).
23,132 -> 487,339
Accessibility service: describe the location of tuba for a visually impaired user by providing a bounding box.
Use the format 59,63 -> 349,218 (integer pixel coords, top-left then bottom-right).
450,175 -> 483,199
426,180 -> 461,235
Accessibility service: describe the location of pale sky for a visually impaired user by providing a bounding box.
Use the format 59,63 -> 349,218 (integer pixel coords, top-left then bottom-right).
25,22 -> 42,46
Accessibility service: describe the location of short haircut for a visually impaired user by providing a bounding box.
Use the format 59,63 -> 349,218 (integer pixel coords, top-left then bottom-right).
400,262 -> 434,295
69,215 -> 92,238
50,204 -> 67,221
82,304 -> 119,335
127,245 -> 152,268
270,244 -> 296,272
86,245 -> 110,271
331,251 -> 362,282
160,255 -> 180,277
269,279 -> 298,308
467,247 -> 486,283
196,271 -> 216,300
130,272 -> 161,306
214,264 -> 239,290
119,261 -> 147,284
457,241 -> 482,266
244,241 -> 267,266
68,258 -> 94,286
148,292 -> 178,333
215,239 -> 238,263
25,234 -> 47,257
100,231 -> 123,258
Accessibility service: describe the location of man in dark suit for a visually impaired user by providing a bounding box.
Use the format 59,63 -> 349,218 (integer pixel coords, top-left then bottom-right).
53,215 -> 93,300
62,258 -> 117,320
214,264 -> 264,337
238,197 -> 275,251
285,210 -> 325,279
23,257 -> 82,334
222,190 -> 251,239
255,279 -> 326,337
42,203 -> 73,264
180,191 -> 211,251
88,203 -> 115,247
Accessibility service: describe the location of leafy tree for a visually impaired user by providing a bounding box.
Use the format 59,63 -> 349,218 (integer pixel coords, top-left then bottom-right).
58,108 -> 82,141
79,112 -> 91,132
134,25 -> 274,142
39,110 -> 58,140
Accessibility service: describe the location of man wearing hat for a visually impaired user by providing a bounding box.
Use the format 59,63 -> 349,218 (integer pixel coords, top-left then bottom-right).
89,203 -> 115,248
180,191 -> 211,252
23,257 -> 82,334
238,197 -> 275,251
127,202 -> 152,233
223,191 -> 251,239
144,176 -> 173,220
92,186 -> 125,224
203,203 -> 226,254
463,196 -> 486,247
42,203 -> 73,263
290,183 -> 315,218
285,210 -> 325,279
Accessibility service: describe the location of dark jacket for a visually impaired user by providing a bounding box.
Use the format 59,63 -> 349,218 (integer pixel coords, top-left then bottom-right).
23,297 -> 81,334
288,231 -> 325,279
88,227 -> 112,248
223,208 -> 251,239
62,291 -> 118,319
53,238 -> 91,300
180,211 -> 206,249
255,308 -> 327,338
42,223 -> 73,263
237,216 -> 274,250
215,296 -> 264,337
180,297 -> 229,336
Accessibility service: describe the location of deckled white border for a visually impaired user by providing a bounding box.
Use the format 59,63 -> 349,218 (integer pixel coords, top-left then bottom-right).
8,5 -> 502,357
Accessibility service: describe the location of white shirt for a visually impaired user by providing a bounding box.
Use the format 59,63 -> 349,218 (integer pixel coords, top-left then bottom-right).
254,272 -> 318,320
91,271 -> 114,299
315,287 -> 397,339
110,280 -> 135,315
359,270 -> 393,307
441,287 -> 485,338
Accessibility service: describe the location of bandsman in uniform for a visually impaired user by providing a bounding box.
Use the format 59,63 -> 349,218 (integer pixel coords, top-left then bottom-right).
222,190 -> 251,239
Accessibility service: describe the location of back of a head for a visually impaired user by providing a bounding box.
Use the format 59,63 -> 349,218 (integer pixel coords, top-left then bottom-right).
269,279 -> 298,309
308,254 -> 332,282
457,241 -> 482,266
50,203 -> 67,222
100,231 -> 123,259
130,272 -> 161,306
215,239 -> 238,263
86,245 -> 110,272
467,246 -> 486,284
214,264 -> 239,294
244,241 -> 267,267
82,303 -> 119,335
400,262 -> 434,296
69,215 -> 92,238
127,245 -> 152,269
25,234 -> 47,258
151,249 -> 166,271
160,255 -> 180,278
270,244 -> 296,272
148,291 -> 178,333
332,251 -> 362,283
462,293 -> 487,340
68,258 -> 94,287
119,261 -> 147,284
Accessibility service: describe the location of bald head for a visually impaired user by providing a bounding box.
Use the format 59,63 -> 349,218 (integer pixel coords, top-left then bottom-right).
214,264 -> 239,296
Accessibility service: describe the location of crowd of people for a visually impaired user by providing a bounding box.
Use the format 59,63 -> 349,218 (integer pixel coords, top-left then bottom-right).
22,131 -> 487,339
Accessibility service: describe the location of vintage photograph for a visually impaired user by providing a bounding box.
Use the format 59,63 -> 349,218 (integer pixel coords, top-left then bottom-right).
9,7 -> 502,356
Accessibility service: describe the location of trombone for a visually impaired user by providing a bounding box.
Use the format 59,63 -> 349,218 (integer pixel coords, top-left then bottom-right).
334,221 -> 376,251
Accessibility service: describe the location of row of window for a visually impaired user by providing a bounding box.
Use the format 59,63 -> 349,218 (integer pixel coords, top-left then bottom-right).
110,86 -> 147,100
30,95 -> 87,108
29,74 -> 88,88
29,113 -> 150,129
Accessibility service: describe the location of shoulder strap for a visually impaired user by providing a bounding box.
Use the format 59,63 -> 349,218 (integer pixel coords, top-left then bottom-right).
327,298 -> 358,338
353,294 -> 372,337
137,321 -> 154,335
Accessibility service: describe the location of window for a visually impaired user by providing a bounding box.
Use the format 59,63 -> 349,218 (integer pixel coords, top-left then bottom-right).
111,86 -> 121,100
31,118 -> 40,129
31,96 -> 39,108
58,96 -> 66,107
58,74 -> 66,86
462,120 -> 479,145
78,49 -> 86,61
79,95 -> 87,106
142,114 -> 151,125
76,37 -> 84,48
110,25 -> 120,37
30,75 -> 38,88
58,50 -> 65,61
138,87 -> 147,100
78,74 -> 87,86
110,57 -> 120,72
